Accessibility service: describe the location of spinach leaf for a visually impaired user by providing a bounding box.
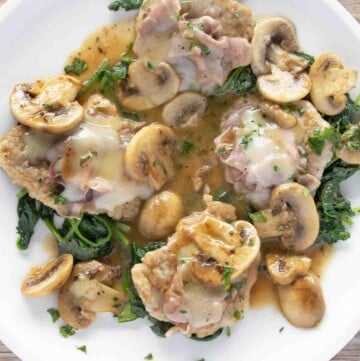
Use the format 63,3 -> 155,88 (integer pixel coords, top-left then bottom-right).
149,318 -> 173,338
108,0 -> 143,11
326,96 -> 360,133
308,127 -> 341,155
16,190 -> 40,250
212,66 -> 257,97
64,58 -> 88,76
315,160 -> 359,244
44,214 -> 115,260
78,59 -> 110,96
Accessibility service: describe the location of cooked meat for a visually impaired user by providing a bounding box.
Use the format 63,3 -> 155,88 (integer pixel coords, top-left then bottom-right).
214,97 -> 334,209
181,0 -> 254,40
132,199 -> 260,338
133,0 -> 253,93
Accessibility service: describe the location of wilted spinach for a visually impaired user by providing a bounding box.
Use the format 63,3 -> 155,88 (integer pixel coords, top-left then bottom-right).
108,0 -> 143,11
211,66 -> 257,97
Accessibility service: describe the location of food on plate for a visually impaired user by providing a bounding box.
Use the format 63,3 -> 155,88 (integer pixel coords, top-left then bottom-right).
0,0 -> 359,345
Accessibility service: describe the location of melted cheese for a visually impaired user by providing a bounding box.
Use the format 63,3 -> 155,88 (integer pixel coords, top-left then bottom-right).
237,109 -> 298,189
58,122 -> 153,211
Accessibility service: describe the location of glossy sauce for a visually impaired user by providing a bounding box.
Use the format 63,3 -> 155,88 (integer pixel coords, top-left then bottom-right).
60,22 -> 334,308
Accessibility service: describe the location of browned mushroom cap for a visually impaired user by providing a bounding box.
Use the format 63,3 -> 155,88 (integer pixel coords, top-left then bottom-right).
277,272 -> 325,328
10,75 -> 84,133
251,17 -> 299,76
138,191 -> 184,239
310,53 -> 358,116
116,60 -> 181,111
184,216 -> 260,286
265,253 -> 312,285
58,261 -> 123,329
253,183 -> 319,251
21,254 -> 73,297
125,123 -> 177,190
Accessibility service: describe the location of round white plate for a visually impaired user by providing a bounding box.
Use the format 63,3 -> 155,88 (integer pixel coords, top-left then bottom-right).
0,1 -> 359,360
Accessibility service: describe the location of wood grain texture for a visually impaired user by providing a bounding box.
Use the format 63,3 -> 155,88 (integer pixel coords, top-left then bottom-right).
0,0 -> 359,360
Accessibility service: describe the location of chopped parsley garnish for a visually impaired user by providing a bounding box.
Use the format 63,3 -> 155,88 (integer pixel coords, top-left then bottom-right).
226,326 -> 231,337
171,12 -> 180,21
213,189 -> 232,203
308,127 -> 341,155
233,281 -> 244,292
54,195 -> 67,205
279,327 -> 285,333
42,103 -> 53,110
59,325 -> 76,338
108,0 -> 143,11
146,61 -> 154,69
212,66 -> 257,97
248,238 -> 255,247
122,111 -> 140,122
64,57 -> 88,75
222,265 -> 233,291
273,165 -> 279,172
179,258 -> 187,265
189,42 -> 211,56
240,133 -> 254,149
181,140 -> 195,155
188,22 -> 205,31
249,212 -> 267,223
234,310 -> 244,320
47,308 -> 60,323
76,345 -> 87,354
293,51 -> 315,65
144,354 -> 153,360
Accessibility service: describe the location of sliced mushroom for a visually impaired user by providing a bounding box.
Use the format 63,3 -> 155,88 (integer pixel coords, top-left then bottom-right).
183,216 -> 260,286
266,253 -> 312,285
336,147 -> 360,165
116,60 -> 181,111
21,254 -> 73,297
10,75 -> 84,133
125,123 -> 176,190
310,53 -> 358,116
138,191 -> 184,239
259,102 -> 297,128
162,92 -> 207,128
251,17 -> 299,76
277,272 -> 325,328
257,65 -> 312,103
252,182 -> 319,251
58,260 -> 123,329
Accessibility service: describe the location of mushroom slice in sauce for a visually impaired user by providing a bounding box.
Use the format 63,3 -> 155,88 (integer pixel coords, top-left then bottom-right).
21,254 -> 73,297
58,260 -> 123,329
253,182 -> 319,251
277,272 -> 325,328
116,60 -> 181,111
125,123 -> 177,190
162,92 -> 208,128
10,75 -> 84,134
265,253 -> 312,286
132,199 -> 260,338
310,53 -> 358,116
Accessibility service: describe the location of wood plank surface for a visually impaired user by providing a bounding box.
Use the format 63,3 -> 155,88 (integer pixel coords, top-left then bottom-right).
0,0 -> 359,360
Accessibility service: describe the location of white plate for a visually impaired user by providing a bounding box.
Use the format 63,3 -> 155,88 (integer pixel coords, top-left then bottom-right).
0,1 -> 359,360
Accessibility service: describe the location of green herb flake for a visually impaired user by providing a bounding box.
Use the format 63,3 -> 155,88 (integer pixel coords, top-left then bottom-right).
64,57 -> 88,75
144,353 -> 153,360
54,195 -> 67,205
249,212 -> 267,223
308,127 -> 341,155
179,258 -> 187,265
59,325 -> 76,338
47,308 -> 60,323
213,189 -> 232,204
234,310 -> 244,320
302,187 -> 310,197
248,238 -> 255,247
76,345 -> 87,354
226,326 -> 231,337
42,103 -> 53,110
273,165 -> 279,172
279,327 -> 285,333
222,265 -> 233,291
147,61 -> 154,69
233,281 -> 244,292
188,22 -> 205,31
240,133 -> 254,149
181,140 -> 195,155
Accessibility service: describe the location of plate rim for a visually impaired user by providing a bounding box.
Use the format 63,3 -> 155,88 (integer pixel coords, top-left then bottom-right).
0,0 -> 359,360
